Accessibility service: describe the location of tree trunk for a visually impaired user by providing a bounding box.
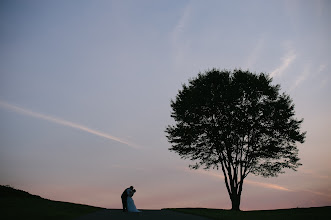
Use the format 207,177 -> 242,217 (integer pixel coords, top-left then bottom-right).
230,193 -> 241,211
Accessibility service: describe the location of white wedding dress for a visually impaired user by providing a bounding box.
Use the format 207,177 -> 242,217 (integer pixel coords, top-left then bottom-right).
127,195 -> 141,212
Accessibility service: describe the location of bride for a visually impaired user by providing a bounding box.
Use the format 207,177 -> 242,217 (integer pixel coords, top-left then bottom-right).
127,189 -> 141,212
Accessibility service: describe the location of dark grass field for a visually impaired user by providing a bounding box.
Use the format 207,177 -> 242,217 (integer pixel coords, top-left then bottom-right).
0,185 -> 103,220
168,207 -> 331,220
1,185 -> 330,220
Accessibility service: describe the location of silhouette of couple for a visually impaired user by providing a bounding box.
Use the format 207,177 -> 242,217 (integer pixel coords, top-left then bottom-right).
121,186 -> 141,212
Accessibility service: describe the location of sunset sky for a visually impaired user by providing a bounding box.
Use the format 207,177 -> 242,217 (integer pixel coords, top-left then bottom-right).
0,0 -> 330,210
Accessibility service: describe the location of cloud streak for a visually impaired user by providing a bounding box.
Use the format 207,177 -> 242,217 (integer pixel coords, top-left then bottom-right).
245,179 -> 292,192
171,2 -> 192,68
186,168 -> 292,192
0,101 -> 140,149
245,35 -> 266,69
270,49 -> 297,78
290,63 -> 311,91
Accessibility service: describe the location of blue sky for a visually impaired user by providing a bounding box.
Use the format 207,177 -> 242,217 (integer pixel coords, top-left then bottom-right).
1,0 -> 330,210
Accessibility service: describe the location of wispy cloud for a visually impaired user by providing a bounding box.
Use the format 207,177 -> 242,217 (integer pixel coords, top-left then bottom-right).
245,179 -> 292,192
0,101 -> 140,149
290,63 -> 328,91
270,49 -> 297,78
290,63 -> 311,91
185,168 -> 292,192
318,64 -> 327,73
318,64 -> 329,88
300,189 -> 331,199
299,168 -> 331,180
171,3 -> 192,43
171,2 -> 192,67
245,35 -> 266,69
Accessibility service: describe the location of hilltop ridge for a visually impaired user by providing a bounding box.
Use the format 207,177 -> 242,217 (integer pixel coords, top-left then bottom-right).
0,185 -> 103,220
0,185 -> 42,199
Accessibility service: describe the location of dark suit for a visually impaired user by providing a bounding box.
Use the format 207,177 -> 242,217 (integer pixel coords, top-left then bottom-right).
121,188 -> 130,212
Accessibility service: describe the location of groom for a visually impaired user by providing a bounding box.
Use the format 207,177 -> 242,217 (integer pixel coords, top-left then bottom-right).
121,186 -> 134,212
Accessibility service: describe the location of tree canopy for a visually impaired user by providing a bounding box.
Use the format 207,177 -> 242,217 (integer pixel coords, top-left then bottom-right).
165,69 -> 306,210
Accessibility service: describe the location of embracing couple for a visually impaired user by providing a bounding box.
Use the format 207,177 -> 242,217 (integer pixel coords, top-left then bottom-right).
121,186 -> 141,212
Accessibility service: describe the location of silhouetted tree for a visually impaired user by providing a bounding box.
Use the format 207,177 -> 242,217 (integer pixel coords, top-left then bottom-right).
165,69 -> 306,211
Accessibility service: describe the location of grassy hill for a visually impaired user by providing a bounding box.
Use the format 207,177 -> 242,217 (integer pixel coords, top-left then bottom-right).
1,185 -> 330,220
0,185 -> 103,220
168,207 -> 331,220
